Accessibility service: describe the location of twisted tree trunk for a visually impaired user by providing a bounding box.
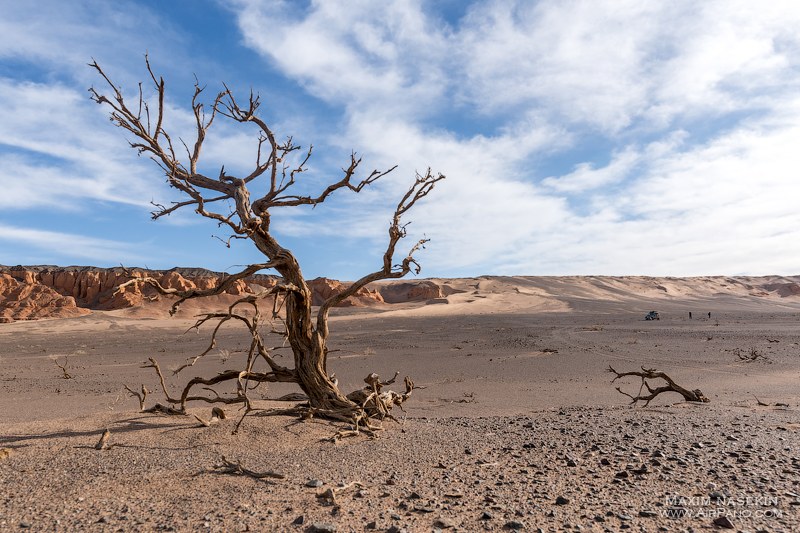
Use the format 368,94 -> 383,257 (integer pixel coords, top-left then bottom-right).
91,56 -> 442,428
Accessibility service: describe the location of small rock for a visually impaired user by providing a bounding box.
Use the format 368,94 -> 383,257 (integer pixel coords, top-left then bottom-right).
433,518 -> 455,529
365,521 -> 377,530
504,520 -> 525,530
713,515 -> 734,529
709,491 -> 726,501
480,511 -> 493,520
305,479 -> 324,488
615,471 -> 629,479
638,510 -> 657,518
19,522 -> 31,529
291,515 -> 304,525
555,496 -> 570,505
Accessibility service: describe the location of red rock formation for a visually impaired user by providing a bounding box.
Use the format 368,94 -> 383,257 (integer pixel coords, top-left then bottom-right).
376,280 -> 444,303
0,266 -> 445,321
0,273 -> 90,323
308,277 -> 385,307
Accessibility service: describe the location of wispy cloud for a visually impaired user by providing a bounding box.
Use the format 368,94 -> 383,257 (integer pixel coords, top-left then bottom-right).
0,223 -> 143,264
228,0 -> 800,275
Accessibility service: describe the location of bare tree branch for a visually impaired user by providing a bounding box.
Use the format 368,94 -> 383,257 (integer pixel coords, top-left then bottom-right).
608,365 -> 710,406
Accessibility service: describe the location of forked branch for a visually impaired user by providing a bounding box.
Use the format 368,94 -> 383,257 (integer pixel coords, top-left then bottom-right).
608,365 -> 709,406
316,169 -> 445,335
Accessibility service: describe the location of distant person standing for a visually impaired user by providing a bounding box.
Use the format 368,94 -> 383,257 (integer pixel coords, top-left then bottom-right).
689,312 -> 692,320
708,312 -> 711,319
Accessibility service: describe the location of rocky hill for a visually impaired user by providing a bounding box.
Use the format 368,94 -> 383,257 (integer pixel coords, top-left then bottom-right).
0,266 -> 445,323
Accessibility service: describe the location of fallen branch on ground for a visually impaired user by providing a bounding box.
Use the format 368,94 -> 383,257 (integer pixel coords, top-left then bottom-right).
211,456 -> 285,481
735,347 -> 771,363
608,366 -> 710,406
54,357 -> 72,379
753,395 -> 789,408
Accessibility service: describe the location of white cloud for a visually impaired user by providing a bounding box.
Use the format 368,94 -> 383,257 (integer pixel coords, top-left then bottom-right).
0,78 -> 173,210
223,0 -> 800,276
0,223 -> 143,264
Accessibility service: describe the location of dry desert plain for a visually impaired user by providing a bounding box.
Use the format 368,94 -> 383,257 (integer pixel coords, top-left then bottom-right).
2,275 -> 800,532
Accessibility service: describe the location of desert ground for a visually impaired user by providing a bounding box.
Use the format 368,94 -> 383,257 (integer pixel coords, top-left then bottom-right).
1,276 -> 800,532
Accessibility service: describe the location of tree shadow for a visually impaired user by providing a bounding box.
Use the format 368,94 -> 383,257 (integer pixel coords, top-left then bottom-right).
0,414 -> 201,447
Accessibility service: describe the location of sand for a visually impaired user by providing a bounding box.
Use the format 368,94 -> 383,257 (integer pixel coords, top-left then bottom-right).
1,276 -> 799,532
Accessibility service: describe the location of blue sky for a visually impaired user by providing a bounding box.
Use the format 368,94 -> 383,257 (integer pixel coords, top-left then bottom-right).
2,1 -> 800,280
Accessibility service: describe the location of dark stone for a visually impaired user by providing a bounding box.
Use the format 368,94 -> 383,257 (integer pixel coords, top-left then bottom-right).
713,516 -> 734,529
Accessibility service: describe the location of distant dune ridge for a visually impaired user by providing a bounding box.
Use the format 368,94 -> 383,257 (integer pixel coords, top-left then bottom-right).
1,265 -> 800,322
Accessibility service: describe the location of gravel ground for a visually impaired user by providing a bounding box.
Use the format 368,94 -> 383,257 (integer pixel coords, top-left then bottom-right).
2,404 -> 798,532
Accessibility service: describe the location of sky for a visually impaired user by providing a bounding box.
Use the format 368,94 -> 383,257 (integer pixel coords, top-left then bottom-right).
2,0 -> 800,280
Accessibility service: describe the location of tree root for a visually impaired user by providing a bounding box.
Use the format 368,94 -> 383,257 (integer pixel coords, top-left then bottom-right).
608,365 -> 709,406
346,373 -> 413,420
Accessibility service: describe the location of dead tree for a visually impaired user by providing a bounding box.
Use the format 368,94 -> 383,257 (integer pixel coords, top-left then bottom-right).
89,56 -> 444,432
608,366 -> 709,406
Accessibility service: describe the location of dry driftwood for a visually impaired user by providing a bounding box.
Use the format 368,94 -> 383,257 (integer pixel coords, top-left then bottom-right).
94,429 -> 111,450
124,384 -> 148,411
211,456 -> 285,481
608,366 -> 709,406
193,407 -> 227,427
54,356 -> 72,379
